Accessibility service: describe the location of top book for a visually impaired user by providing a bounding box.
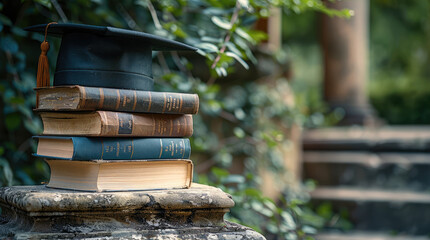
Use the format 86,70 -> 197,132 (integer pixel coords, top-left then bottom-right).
35,85 -> 199,115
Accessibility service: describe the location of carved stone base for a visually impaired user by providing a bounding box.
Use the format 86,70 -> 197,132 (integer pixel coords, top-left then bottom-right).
0,184 -> 265,239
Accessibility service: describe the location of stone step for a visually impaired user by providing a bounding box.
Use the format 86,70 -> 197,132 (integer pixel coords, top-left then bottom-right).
303,127 -> 430,152
303,152 -> 430,190
310,187 -> 430,235
316,231 -> 430,240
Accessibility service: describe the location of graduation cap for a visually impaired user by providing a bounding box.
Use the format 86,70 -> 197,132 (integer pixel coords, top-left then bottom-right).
25,23 -> 197,91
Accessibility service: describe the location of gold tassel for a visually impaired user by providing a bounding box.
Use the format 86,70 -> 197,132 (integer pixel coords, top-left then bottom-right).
36,22 -> 57,88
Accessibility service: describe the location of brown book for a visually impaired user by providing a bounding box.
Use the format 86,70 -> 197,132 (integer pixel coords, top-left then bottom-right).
35,85 -> 199,114
45,159 -> 193,192
39,111 -> 193,137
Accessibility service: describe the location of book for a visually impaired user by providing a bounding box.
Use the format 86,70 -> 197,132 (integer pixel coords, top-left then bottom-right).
35,85 -> 199,114
35,136 -> 191,160
45,159 -> 193,192
39,111 -> 193,137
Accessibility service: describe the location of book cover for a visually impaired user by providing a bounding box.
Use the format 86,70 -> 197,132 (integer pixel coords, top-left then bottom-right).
40,111 -> 193,137
35,85 -> 199,114
34,136 -> 191,160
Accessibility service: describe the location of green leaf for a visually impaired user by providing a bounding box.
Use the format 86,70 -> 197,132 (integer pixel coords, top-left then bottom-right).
226,52 -> 249,70
5,112 -> 22,131
35,0 -> 52,8
281,211 -> 297,230
215,67 -> 227,77
211,167 -> 229,178
8,96 -> 25,105
302,225 -> 317,234
201,36 -> 222,43
222,175 -> 245,184
233,127 -> 245,138
251,201 -> 273,217
11,26 -> 27,37
0,36 -> 19,54
211,16 -> 232,30
0,14 -> 12,26
197,42 -> 219,53
225,42 -> 243,57
235,28 -> 254,43
244,188 -> 262,197
238,0 -> 249,9
207,99 -> 222,112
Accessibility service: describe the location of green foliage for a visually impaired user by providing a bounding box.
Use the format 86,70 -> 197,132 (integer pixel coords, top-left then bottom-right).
199,168 -> 326,239
0,0 -> 349,239
368,0 -> 430,124
280,0 -> 430,125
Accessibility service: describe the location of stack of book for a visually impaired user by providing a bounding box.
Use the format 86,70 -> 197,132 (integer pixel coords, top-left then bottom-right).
34,85 -> 199,192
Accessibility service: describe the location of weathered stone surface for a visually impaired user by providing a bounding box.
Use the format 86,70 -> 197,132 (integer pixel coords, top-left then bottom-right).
0,184 -> 265,239
0,183 -> 234,213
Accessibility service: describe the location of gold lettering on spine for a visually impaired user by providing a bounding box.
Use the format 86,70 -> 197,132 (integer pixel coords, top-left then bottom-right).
130,139 -> 134,158
116,142 -> 120,157
98,88 -> 104,109
100,111 -> 108,135
179,94 -> 183,113
122,95 -> 127,107
181,139 -> 186,159
162,93 -> 167,113
115,112 -> 120,134
147,92 -> 152,111
171,141 -> 175,156
158,139 -> 163,158
81,87 -> 87,108
115,90 -> 120,110
132,91 -> 137,111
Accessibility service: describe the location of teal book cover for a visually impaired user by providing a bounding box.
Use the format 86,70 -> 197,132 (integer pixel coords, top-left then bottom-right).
34,136 -> 191,160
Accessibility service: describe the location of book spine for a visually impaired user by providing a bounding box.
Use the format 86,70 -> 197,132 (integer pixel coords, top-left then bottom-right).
72,137 -> 191,160
78,86 -> 199,114
99,112 -> 193,137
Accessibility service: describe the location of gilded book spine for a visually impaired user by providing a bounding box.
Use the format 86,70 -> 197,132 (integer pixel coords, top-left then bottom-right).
99,112 -> 193,137
79,86 -> 199,114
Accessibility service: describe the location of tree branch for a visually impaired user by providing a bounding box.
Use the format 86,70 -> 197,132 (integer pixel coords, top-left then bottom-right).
146,0 -> 162,30
210,1 -> 241,70
50,0 -> 68,22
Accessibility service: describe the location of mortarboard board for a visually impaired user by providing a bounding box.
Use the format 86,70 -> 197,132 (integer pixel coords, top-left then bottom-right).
25,23 -> 197,91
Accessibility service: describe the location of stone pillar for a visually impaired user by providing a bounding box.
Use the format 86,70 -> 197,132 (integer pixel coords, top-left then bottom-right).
321,0 -> 376,126
0,184 -> 265,239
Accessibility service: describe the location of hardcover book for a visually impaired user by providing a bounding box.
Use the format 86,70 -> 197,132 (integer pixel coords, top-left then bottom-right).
35,85 -> 199,114
39,111 -> 193,137
35,136 -> 191,160
45,159 -> 193,192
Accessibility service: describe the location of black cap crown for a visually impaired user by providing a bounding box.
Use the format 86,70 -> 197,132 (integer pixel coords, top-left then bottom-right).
25,23 -> 197,91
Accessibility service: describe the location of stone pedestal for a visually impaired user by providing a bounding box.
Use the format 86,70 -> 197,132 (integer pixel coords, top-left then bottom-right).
0,184 -> 265,239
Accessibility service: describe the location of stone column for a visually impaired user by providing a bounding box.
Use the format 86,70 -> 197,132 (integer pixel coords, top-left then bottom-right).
0,184 -> 265,239
321,0 -> 376,125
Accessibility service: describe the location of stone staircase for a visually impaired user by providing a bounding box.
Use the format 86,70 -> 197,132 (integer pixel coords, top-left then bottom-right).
302,127 -> 430,239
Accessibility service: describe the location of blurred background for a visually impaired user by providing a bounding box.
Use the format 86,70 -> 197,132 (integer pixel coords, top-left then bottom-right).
1,0 -> 429,239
